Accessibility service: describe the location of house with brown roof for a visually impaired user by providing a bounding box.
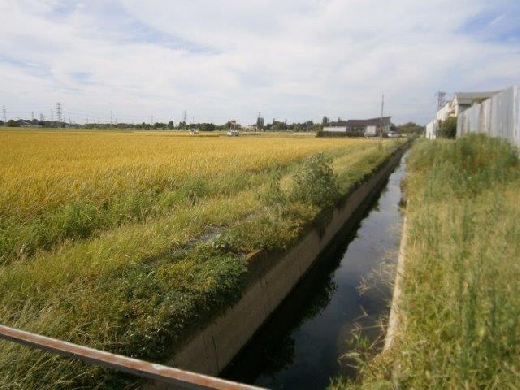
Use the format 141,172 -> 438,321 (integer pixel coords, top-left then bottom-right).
324,117 -> 393,136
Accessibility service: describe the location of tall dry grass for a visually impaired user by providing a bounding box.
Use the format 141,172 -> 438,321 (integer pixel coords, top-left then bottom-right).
331,135 -> 520,389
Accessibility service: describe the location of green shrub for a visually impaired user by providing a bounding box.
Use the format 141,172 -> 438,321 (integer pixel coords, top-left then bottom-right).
289,152 -> 340,208
437,117 -> 457,138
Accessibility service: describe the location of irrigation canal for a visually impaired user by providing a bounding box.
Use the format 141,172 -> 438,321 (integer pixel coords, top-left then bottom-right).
222,152 -> 408,390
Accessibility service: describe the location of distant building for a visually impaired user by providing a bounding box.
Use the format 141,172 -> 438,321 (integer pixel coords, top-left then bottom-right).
323,126 -> 347,132
19,120 -> 42,128
324,117 -> 393,136
451,91 -> 500,117
426,91 -> 500,139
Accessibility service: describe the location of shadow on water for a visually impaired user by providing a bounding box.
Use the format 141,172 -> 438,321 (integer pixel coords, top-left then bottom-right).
222,153 -> 408,390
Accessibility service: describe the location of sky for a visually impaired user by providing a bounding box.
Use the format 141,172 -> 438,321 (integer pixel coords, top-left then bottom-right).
1,0 -> 519,125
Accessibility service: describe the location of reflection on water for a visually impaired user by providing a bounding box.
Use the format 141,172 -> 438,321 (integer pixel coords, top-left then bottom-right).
222,154 -> 408,390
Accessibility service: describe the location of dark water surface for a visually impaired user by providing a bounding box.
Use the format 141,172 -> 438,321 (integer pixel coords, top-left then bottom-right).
222,153 -> 408,390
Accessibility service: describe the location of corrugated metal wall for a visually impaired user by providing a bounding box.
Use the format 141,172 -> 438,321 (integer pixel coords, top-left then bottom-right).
425,120 -> 437,139
457,86 -> 520,149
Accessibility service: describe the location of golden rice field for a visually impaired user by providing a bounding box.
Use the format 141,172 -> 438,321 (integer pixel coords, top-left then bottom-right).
1,130 -> 336,219
0,129 -> 404,389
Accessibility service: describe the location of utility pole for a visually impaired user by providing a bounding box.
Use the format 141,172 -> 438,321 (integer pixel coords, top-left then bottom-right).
380,94 -> 385,140
182,110 -> 187,130
31,112 -> 34,121
2,105 -> 6,123
40,113 -> 44,122
110,111 -> 113,126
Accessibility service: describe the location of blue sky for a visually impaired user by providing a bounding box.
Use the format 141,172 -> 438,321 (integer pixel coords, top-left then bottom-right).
1,0 -> 519,125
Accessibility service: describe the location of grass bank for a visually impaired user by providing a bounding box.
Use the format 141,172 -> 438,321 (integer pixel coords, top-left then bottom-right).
0,130 -> 404,389
331,134 -> 520,389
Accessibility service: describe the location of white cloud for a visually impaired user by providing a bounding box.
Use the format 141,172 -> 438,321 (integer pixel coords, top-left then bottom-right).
0,0 -> 519,124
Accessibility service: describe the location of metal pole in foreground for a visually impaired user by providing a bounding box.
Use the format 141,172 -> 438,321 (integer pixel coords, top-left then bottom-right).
0,325 -> 264,390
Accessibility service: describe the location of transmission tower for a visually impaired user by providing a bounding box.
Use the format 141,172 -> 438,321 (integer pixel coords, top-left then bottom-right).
436,91 -> 446,110
56,103 -> 62,122
2,106 -> 6,123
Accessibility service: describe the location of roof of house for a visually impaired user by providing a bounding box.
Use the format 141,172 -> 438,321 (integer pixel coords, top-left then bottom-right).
453,91 -> 500,105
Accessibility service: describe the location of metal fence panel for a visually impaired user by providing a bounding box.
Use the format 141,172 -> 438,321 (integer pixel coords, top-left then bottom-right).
456,86 -> 520,149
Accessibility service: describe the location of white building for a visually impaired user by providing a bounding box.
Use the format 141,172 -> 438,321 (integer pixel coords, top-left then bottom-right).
323,126 -> 347,132
426,91 -> 500,139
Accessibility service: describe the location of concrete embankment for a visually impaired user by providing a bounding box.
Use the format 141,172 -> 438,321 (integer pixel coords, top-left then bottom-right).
151,142 -> 411,388
384,217 -> 407,352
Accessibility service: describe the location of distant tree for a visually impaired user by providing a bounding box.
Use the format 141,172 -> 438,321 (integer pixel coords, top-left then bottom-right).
322,117 -> 329,126
168,120 -> 174,130
6,120 -> 19,127
397,122 -> 424,135
292,124 -> 303,132
153,122 -> 167,129
256,116 -> 265,130
0,120 -> 4,126
273,121 -> 286,131
200,123 -> 216,131
437,117 -> 457,138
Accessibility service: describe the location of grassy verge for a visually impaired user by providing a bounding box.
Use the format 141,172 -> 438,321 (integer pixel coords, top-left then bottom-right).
0,131 -> 404,389
331,135 -> 520,389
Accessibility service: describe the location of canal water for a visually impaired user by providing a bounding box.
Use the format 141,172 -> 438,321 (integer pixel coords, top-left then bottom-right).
222,153 -> 408,390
